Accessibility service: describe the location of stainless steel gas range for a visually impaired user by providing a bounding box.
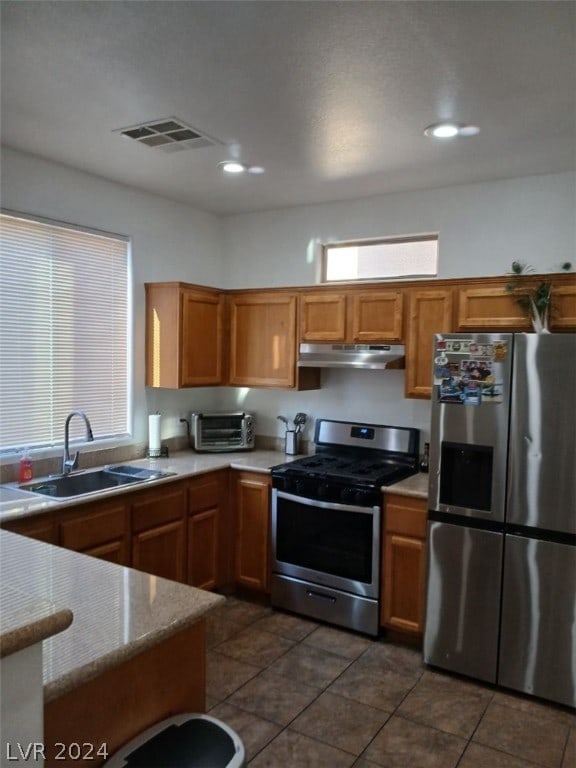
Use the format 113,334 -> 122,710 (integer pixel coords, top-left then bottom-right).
270,419 -> 420,636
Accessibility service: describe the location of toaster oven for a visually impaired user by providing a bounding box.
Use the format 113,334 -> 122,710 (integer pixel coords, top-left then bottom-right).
190,412 -> 255,452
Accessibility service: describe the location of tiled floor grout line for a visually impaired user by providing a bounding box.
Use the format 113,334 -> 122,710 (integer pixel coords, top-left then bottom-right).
207,601 -> 575,767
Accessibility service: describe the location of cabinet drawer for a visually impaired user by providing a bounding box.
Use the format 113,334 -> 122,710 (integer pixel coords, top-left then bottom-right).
132,483 -> 186,533
385,495 -> 427,537
3,514 -> 57,544
60,502 -> 126,551
188,472 -> 224,512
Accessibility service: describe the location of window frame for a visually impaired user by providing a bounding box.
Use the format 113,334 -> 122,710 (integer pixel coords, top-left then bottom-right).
321,233 -> 439,284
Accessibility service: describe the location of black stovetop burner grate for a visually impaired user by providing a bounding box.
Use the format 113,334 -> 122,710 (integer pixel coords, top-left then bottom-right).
272,451 -> 417,487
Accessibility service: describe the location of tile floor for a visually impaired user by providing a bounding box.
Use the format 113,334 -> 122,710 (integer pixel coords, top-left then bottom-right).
205,597 -> 575,768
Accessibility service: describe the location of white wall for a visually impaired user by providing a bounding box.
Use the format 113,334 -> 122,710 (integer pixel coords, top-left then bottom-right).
1,147 -> 224,445
218,370 -> 432,445
3,146 -> 574,448
221,172 -> 576,287
217,171 -> 576,441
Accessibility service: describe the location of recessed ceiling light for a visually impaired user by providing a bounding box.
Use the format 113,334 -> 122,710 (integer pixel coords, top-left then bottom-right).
219,161 -> 246,174
424,122 -> 480,138
218,161 -> 266,175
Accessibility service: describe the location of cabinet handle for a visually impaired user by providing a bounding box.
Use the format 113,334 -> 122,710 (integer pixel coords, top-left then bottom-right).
306,590 -> 336,604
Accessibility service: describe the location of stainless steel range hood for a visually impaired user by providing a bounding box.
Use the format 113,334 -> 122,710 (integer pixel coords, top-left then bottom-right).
297,343 -> 405,370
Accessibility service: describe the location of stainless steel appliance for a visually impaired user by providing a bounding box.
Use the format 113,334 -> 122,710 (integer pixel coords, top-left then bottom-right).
424,332 -> 576,708
271,418 -> 420,635
185,412 -> 255,452
298,343 -> 405,370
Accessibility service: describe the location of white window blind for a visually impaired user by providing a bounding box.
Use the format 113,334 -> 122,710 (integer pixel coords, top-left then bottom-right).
0,212 -> 130,451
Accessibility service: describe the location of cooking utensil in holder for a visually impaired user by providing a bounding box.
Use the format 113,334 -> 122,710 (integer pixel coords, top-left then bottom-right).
285,429 -> 299,455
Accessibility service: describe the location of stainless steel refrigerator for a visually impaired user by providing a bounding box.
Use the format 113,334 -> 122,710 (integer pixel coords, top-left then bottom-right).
424,332 -> 576,709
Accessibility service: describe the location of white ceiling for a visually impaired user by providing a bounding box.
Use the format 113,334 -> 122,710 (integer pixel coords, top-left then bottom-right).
1,1 -> 575,216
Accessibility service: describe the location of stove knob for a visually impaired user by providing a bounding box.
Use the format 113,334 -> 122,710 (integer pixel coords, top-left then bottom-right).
318,483 -> 330,499
341,487 -> 354,503
354,489 -> 371,506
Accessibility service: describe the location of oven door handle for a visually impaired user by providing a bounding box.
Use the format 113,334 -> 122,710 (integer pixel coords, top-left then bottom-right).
306,590 -> 337,604
274,489 -> 379,515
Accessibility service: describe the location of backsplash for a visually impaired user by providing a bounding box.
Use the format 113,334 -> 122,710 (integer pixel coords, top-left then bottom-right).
0,434 -> 307,484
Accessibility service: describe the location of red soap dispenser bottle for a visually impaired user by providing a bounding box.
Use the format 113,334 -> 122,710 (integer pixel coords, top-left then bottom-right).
19,449 -> 33,484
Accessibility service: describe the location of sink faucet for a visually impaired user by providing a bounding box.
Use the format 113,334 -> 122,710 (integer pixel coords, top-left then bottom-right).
62,410 -> 94,475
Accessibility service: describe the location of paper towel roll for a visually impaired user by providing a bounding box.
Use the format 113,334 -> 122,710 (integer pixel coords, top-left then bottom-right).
148,414 -> 162,457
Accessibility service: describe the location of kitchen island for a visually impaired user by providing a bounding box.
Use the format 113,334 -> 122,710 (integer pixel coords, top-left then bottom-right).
0,529 -> 224,766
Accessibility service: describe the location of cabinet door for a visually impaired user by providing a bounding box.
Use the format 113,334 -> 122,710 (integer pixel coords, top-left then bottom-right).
350,290 -> 403,342
145,282 -> 223,388
181,288 -> 223,385
457,285 -> 531,330
234,472 -> 271,593
132,520 -> 186,582
60,500 -> 130,566
550,284 -> 576,330
300,293 -> 347,341
383,533 -> 427,634
381,494 -> 427,635
187,471 -> 228,590
228,292 -> 297,387
131,483 -> 187,582
405,288 -> 454,398
188,509 -> 218,590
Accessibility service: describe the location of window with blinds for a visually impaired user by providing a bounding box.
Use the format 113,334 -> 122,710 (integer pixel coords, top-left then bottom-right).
323,235 -> 438,282
0,212 -> 130,452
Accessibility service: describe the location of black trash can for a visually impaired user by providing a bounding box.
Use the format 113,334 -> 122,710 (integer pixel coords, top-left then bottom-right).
105,714 -> 246,768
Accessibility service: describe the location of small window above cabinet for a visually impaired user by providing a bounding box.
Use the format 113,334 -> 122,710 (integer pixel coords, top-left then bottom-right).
299,288 -> 404,343
145,282 -> 224,388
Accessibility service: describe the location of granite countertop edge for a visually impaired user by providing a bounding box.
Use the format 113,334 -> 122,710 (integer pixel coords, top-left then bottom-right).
43,591 -> 225,703
0,584 -> 73,659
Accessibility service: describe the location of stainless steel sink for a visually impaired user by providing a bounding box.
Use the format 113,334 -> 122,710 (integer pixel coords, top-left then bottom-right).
19,465 -> 176,500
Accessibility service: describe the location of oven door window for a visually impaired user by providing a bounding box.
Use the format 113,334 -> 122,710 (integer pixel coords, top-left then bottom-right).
276,495 -> 374,583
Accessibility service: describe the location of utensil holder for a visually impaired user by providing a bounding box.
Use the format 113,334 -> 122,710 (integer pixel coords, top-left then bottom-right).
285,430 -> 299,455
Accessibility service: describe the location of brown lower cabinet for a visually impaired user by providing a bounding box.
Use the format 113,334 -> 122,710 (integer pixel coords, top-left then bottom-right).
3,513 -> 58,545
381,493 -> 428,636
233,470 -> 271,594
2,469 -> 260,593
60,499 -> 130,565
131,482 -> 187,582
187,470 -> 230,591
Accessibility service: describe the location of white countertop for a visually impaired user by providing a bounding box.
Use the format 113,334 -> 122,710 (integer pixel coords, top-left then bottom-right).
0,529 -> 224,702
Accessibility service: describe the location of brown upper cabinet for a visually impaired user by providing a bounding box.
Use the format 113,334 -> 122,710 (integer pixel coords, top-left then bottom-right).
405,288 -> 454,399
549,284 -> 576,330
228,290 -> 319,389
457,283 -> 532,331
145,274 -> 575,394
456,275 -> 576,332
300,288 -> 404,343
145,282 -> 223,388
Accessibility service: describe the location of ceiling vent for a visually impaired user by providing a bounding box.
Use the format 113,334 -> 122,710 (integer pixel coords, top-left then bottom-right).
113,118 -> 222,153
